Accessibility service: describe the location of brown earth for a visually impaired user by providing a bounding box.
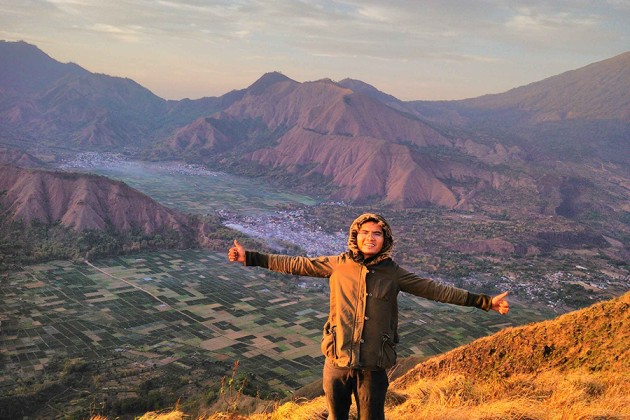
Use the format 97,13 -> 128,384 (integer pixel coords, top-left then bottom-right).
0,164 -> 192,235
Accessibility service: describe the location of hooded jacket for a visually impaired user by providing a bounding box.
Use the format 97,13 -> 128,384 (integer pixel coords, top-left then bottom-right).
245,213 -> 492,370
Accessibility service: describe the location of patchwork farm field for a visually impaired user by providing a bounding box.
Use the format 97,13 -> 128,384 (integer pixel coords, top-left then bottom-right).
1,249 -> 550,417
1,153 -> 561,417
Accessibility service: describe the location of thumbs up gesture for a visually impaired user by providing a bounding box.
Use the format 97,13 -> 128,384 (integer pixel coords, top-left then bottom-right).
228,239 -> 246,263
491,291 -> 510,314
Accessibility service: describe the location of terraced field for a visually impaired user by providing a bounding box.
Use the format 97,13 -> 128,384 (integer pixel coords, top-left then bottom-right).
0,249 -> 552,418
0,153 -> 562,418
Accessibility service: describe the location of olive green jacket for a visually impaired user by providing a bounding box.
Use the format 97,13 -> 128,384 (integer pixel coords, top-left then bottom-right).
245,251 -> 492,370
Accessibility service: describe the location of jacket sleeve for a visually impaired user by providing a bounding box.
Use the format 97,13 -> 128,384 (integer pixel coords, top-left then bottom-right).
397,266 -> 492,311
245,251 -> 336,278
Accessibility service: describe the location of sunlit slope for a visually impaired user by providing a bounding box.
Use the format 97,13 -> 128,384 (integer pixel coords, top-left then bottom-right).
217,291 -> 629,419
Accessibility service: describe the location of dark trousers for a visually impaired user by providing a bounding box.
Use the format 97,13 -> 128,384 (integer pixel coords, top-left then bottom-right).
322,360 -> 389,420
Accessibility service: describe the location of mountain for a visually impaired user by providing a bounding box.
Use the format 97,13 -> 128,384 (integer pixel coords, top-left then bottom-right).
406,52 -> 630,167
338,77 -> 408,113
0,163 -> 241,269
155,55 -> 630,211
0,41 -> 628,217
163,72 -> 518,207
0,146 -> 42,167
405,51 -> 630,125
0,164 -> 196,236
195,292 -> 628,419
459,51 -> 630,123
0,41 -> 227,149
0,40 -> 87,97
0,42 -> 524,208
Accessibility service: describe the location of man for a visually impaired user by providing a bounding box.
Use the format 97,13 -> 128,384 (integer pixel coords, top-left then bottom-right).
228,213 -> 509,420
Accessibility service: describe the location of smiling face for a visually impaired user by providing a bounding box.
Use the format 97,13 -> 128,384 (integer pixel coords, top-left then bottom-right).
357,221 -> 385,258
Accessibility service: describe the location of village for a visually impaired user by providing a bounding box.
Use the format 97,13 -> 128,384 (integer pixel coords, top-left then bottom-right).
219,208 -> 348,257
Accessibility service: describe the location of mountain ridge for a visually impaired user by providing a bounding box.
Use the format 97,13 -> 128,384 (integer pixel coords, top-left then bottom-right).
0,163 -> 191,236
161,71 -> 486,207
0,41 -> 629,239
0,164 -> 229,248
459,51 -> 630,122
0,40 -> 87,96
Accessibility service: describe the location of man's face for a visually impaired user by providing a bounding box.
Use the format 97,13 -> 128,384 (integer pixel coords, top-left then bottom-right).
357,221 -> 384,257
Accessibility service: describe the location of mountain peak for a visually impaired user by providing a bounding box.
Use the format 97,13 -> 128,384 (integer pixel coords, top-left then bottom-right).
338,78 -> 403,106
338,78 -> 379,93
0,40 -> 87,95
0,40 -> 47,58
246,71 -> 295,95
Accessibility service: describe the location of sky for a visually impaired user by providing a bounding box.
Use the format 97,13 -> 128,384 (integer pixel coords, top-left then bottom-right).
1,1 -> 629,101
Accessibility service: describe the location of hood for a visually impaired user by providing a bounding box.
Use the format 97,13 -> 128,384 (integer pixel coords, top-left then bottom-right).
347,213 -> 394,265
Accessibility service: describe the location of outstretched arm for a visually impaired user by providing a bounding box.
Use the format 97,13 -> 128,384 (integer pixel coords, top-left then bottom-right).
397,267 -> 511,314
491,291 -> 510,314
227,238 -> 335,278
228,239 -> 246,264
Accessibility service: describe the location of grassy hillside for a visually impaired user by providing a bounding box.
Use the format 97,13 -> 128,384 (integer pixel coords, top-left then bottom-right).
125,291 -> 629,419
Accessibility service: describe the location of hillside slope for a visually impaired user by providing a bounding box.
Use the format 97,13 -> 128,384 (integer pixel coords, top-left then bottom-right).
407,51 -> 630,168
0,164 -> 238,270
0,146 -> 42,167
192,292 -> 629,419
0,164 -> 193,234
0,163 -> 243,249
2,41 -> 629,213
459,51 -> 630,123
398,292 -> 628,384
163,72 -> 520,207
0,41 -> 225,149
407,51 -> 630,125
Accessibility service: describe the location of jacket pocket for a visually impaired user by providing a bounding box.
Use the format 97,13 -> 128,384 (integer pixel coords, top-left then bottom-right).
378,333 -> 397,368
321,323 -> 338,360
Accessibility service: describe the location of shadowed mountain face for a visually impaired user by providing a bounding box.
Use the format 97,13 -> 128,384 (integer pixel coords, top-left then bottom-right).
407,51 -> 630,124
406,52 -> 630,167
0,41 -> 628,215
0,146 -> 42,168
0,41 -> 88,96
0,41 -> 225,149
0,42 -> 164,147
459,52 -> 630,123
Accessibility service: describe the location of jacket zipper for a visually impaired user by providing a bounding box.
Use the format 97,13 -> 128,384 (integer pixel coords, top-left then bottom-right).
331,326 -> 338,359
349,265 -> 366,366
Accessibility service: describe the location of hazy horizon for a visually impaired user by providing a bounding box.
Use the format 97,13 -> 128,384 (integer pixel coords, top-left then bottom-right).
1,1 -> 629,102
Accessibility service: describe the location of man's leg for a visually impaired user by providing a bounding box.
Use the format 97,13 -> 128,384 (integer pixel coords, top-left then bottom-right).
354,368 -> 388,420
323,361 -> 354,420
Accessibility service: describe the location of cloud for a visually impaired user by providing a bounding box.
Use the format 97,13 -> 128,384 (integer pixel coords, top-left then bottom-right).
1,0 -> 629,100
88,23 -> 144,42
505,7 -> 600,35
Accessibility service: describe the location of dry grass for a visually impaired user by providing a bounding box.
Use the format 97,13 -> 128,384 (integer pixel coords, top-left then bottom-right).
385,369 -> 629,420
134,409 -> 188,420
123,368 -> 629,420
227,368 -> 627,420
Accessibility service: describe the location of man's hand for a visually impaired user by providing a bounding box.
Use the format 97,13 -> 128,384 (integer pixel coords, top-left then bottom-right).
228,239 -> 246,263
491,291 -> 510,314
